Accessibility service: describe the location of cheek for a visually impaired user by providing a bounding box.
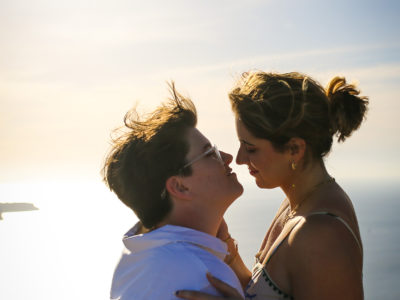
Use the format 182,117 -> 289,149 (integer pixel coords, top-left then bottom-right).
249,154 -> 267,170
256,155 -> 284,175
199,166 -> 225,185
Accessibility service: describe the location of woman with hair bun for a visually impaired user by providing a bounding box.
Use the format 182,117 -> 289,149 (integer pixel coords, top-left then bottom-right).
176,71 -> 368,300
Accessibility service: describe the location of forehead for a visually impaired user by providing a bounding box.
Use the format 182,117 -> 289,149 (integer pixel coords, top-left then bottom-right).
235,118 -> 272,146
235,118 -> 256,140
185,128 -> 211,156
235,118 -> 285,154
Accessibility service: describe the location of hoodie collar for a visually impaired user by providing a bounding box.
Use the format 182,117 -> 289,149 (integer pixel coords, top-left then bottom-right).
123,222 -> 228,260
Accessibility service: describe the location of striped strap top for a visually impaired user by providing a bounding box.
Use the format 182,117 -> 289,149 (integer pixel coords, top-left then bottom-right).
243,212 -> 362,300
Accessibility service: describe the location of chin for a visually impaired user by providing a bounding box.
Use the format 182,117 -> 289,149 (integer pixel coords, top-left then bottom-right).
229,174 -> 244,194
228,183 -> 244,203
235,183 -> 244,197
255,178 -> 275,189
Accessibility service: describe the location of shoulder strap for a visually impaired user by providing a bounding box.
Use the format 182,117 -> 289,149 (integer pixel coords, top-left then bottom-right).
264,217 -> 303,265
306,212 -> 362,252
264,211 -> 362,265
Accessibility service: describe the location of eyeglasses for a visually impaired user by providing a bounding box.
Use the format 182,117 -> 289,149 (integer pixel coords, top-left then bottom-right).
160,144 -> 224,199
180,144 -> 224,170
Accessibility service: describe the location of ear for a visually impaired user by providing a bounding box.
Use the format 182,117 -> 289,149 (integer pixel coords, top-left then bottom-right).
165,176 -> 191,201
286,137 -> 306,162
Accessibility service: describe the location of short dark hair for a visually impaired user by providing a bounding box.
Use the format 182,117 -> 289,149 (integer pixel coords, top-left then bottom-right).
229,71 -> 368,161
102,82 -> 197,228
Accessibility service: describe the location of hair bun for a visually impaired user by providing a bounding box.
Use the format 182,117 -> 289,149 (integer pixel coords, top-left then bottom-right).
326,77 -> 369,142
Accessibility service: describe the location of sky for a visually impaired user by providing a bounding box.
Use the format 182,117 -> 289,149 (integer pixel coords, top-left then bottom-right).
1,2 -> 400,299
1,0 -> 400,184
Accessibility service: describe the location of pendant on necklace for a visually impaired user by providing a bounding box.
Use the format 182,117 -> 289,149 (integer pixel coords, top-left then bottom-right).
283,177 -> 335,226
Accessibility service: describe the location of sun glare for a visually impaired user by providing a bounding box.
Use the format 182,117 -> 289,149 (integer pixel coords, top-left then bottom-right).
0,180 -> 136,299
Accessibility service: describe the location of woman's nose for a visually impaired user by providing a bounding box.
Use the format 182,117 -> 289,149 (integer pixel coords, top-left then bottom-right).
236,146 -> 246,165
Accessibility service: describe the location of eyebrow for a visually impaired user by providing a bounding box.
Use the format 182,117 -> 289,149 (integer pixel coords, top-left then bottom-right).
240,139 -> 255,146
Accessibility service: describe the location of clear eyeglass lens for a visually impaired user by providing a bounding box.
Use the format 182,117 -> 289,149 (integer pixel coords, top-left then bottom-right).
213,146 -> 224,165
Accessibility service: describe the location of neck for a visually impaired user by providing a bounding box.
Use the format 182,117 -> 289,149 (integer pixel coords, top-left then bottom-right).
282,159 -> 332,210
155,205 -> 224,237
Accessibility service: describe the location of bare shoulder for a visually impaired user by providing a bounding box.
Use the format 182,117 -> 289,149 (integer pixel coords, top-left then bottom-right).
286,215 -> 363,300
288,214 -> 361,258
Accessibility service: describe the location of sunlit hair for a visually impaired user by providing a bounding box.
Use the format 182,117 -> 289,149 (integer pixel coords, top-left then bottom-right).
102,82 -> 197,228
229,71 -> 368,161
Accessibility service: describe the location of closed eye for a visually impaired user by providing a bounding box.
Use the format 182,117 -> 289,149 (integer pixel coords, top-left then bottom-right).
204,147 -> 216,158
207,149 -> 219,159
206,151 -> 215,157
245,148 -> 256,153
240,140 -> 256,154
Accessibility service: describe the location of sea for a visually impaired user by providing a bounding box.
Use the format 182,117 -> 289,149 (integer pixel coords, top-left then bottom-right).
0,179 -> 399,299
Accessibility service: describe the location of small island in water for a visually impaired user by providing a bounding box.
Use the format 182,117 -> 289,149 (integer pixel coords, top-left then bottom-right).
0,203 -> 39,220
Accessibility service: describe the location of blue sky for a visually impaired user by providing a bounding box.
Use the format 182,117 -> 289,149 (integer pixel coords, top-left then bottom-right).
1,0 -> 399,183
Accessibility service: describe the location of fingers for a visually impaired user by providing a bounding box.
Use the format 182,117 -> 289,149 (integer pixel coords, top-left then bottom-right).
206,273 -> 243,298
175,290 -> 222,300
175,272 -> 244,300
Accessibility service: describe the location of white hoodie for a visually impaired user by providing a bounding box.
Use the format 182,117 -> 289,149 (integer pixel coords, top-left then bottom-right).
110,222 -> 244,299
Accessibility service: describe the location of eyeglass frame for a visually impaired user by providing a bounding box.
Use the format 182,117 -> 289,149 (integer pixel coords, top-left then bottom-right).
160,144 -> 224,199
180,144 -> 223,170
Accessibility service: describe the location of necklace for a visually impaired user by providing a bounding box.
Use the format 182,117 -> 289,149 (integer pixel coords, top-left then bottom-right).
283,177 -> 335,225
